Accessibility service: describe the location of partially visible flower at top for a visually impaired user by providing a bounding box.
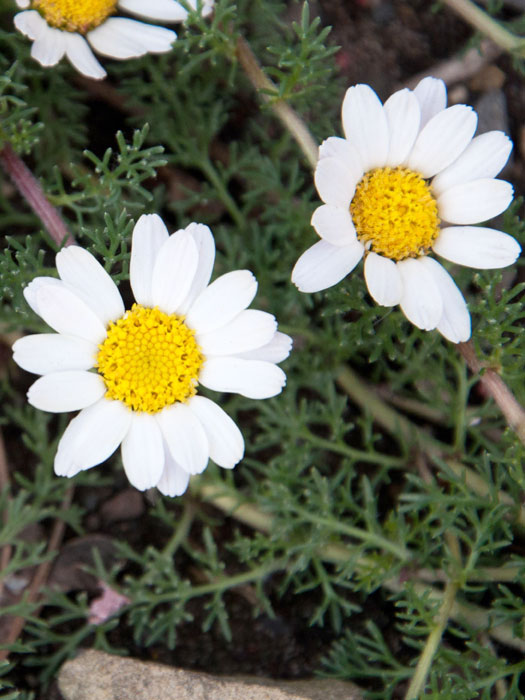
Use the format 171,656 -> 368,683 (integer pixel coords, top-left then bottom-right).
12,215 -> 291,496
292,78 -> 521,343
13,0 -> 214,80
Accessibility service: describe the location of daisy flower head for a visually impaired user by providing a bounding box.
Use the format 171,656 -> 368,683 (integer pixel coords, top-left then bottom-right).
292,78 -> 521,343
13,0 -> 214,80
12,215 -> 292,496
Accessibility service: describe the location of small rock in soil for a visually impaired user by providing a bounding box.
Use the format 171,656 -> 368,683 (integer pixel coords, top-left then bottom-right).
100,488 -> 145,524
58,649 -> 363,700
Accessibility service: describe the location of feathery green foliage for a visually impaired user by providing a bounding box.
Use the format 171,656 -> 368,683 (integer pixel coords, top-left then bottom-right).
1,0 -> 525,697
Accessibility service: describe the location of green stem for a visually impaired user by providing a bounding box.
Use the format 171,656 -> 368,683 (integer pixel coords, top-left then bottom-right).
472,659 -> 525,690
198,157 -> 245,228
404,581 -> 459,700
147,558 -> 284,604
162,502 -> 195,558
443,0 -> 525,56
291,504 -> 410,561
299,429 -> 406,467
446,460 -> 525,529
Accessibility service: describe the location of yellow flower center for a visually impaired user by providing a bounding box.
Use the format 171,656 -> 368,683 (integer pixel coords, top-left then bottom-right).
96,304 -> 204,414
32,0 -> 117,33
350,167 -> 440,261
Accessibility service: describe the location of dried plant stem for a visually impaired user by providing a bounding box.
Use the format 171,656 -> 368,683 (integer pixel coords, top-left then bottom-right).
0,487 -> 74,661
403,39 -> 501,89
457,340 -> 525,445
0,142 -> 74,247
443,0 -> 525,55
235,36 -> 319,170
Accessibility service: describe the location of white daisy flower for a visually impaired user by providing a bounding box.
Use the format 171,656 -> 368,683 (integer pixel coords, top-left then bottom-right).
292,78 -> 521,343
12,215 -> 292,496
13,0 -> 214,80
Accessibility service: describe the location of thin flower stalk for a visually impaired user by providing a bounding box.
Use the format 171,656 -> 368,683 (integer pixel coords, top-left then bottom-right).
0,142 -> 74,246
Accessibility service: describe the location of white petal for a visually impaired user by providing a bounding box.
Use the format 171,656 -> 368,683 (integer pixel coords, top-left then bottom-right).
23,277 -> 62,316
27,371 -> 106,413
433,226 -> 521,269
87,18 -> 176,59
342,84 -> 389,170
188,395 -> 244,469
419,257 -> 471,343
364,253 -> 403,306
413,77 -> 447,130
199,357 -> 286,399
35,282 -> 107,344
437,179 -> 513,225
14,10 -> 47,39
121,413 -> 165,490
184,0 -> 214,16
16,0 -> 31,8
291,239 -> 364,293
236,332 -> 292,363
311,204 -> 358,247
55,399 -> 132,477
12,334 -> 97,375
157,403 -> 209,475
177,223 -> 216,314
151,230 -> 199,314
198,310 -> 277,357
185,270 -> 257,334
130,214 -> 169,306
64,33 -> 106,80
383,88 -> 420,166
319,137 -> 362,171
407,105 -> 477,178
56,246 -> 124,326
314,157 -> 360,208
432,132 -> 513,196
156,449 -> 190,497
397,258 -> 443,330
118,0 -> 188,21
31,25 -> 67,67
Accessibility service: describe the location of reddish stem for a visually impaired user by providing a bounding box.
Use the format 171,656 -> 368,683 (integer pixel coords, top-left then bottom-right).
457,340 -> 525,444
0,142 -> 74,247
0,487 -> 74,661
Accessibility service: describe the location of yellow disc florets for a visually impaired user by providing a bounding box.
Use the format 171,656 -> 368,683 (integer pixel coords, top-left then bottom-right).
351,166 -> 440,261
32,0 -> 117,33
96,304 -> 204,414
